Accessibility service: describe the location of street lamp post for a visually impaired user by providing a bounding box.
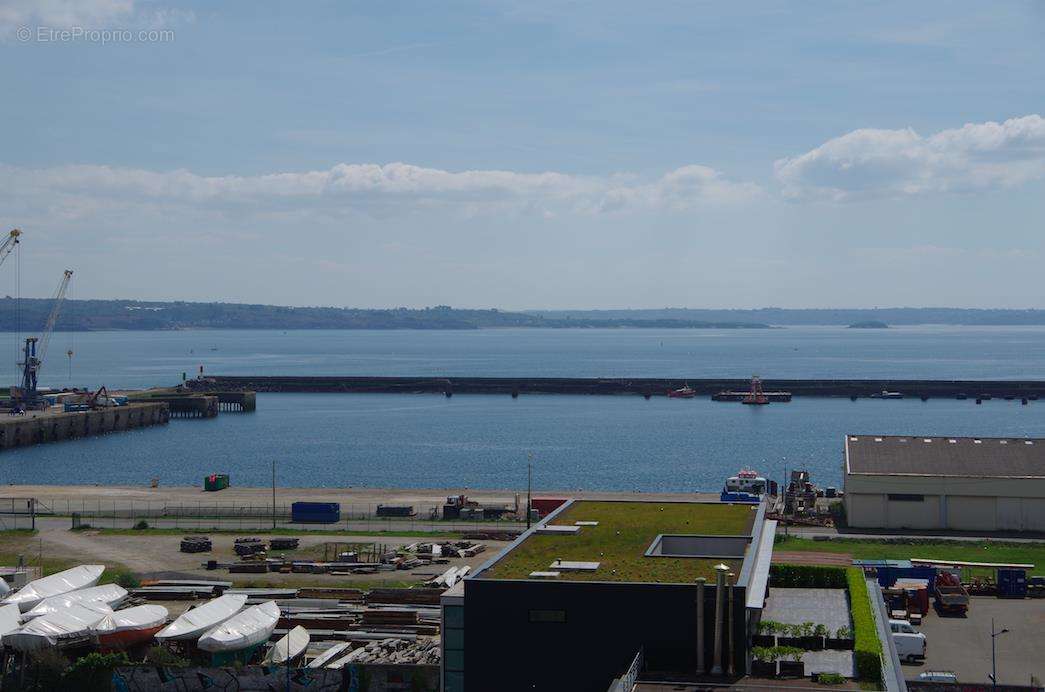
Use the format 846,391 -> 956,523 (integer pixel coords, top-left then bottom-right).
990,618 -> 1009,692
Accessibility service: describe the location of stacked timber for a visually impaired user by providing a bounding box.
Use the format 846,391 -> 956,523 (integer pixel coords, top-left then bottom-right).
269,538 -> 300,551
329,638 -> 440,666
234,538 -> 266,557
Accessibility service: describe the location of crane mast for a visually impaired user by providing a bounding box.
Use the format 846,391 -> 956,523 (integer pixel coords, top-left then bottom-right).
17,270 -> 73,407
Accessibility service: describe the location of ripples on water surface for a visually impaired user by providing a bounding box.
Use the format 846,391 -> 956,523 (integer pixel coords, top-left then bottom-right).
3,327 -> 1044,490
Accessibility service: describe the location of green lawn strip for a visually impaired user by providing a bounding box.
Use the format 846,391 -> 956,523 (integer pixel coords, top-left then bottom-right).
485,500 -> 756,582
92,527 -> 466,539
775,535 -> 1045,576
846,567 -> 882,685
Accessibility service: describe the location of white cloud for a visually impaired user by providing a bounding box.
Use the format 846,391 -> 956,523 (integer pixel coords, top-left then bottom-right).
0,161 -> 759,223
0,0 -> 190,35
775,114 -> 1045,200
0,0 -> 134,31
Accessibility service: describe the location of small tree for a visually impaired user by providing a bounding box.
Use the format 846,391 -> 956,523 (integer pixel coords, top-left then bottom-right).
835,625 -> 853,639
800,622 -> 815,637
64,652 -> 130,692
814,623 -> 829,638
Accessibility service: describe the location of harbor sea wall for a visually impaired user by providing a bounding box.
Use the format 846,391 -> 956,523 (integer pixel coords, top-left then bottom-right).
0,402 -> 169,451
192,376 -> 1045,399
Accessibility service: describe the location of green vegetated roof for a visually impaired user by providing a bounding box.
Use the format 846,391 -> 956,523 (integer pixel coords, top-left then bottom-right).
482,500 -> 757,583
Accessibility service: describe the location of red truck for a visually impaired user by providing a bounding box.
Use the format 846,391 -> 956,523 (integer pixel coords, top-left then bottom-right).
934,572 -> 970,615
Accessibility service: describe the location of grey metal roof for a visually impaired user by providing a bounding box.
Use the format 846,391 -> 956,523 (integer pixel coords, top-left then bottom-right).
846,434 -> 1045,478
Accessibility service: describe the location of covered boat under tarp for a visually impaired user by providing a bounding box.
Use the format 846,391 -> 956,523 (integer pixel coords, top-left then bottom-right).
155,593 -> 247,641
198,600 -> 280,654
2,565 -> 105,613
93,604 -> 169,651
24,583 -> 128,619
0,603 -> 20,643
5,603 -> 112,652
265,625 -> 309,665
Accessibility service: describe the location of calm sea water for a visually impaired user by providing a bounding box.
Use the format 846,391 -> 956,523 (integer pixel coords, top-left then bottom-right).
1,326 -> 1043,490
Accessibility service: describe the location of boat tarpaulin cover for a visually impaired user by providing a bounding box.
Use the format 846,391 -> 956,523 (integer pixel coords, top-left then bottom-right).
0,604 -> 20,642
155,593 -> 247,641
1,565 -> 104,613
265,625 -> 310,665
5,603 -> 113,652
92,605 -> 169,634
198,600 -> 280,653
24,583 -> 128,619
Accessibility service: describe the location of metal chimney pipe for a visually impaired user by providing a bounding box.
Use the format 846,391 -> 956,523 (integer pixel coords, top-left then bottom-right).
727,572 -> 736,676
711,563 -> 729,675
696,577 -> 706,675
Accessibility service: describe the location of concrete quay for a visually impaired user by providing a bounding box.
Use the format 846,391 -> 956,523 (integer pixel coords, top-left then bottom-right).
191,375 -> 1045,399
0,402 -> 169,451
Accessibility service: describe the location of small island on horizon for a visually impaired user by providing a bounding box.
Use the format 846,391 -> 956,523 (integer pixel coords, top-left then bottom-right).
847,320 -> 890,329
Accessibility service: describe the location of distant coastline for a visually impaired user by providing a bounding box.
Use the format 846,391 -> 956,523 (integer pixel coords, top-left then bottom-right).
1,298 -> 1043,331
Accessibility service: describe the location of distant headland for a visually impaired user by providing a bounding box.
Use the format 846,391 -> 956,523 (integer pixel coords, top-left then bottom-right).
0,299 -> 1042,331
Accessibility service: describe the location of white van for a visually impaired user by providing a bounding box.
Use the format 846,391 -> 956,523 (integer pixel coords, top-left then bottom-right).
889,619 -> 927,663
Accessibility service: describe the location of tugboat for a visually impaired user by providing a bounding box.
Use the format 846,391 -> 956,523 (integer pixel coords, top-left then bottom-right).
668,383 -> 696,398
722,469 -> 769,503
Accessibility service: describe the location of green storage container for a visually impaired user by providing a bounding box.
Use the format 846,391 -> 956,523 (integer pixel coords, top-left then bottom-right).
204,474 -> 230,491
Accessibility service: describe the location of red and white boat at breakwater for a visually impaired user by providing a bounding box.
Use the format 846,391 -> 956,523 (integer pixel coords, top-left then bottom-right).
667,384 -> 696,398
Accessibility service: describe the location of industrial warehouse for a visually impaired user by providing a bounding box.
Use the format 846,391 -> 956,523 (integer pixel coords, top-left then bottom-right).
843,435 -> 1045,532
450,499 -> 776,692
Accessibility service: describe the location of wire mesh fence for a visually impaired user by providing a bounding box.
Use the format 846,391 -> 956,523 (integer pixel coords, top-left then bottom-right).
11,497 -> 528,534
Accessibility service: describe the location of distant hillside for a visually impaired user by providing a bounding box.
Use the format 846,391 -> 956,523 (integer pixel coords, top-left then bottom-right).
527,308 -> 1045,326
0,299 -> 768,331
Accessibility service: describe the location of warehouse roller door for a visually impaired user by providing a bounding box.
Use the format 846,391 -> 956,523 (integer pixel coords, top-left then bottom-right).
886,495 -> 940,530
946,496 -> 997,531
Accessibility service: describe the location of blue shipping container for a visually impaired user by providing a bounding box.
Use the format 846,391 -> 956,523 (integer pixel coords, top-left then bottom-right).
997,569 -> 1027,598
291,501 -> 340,524
876,566 -> 937,587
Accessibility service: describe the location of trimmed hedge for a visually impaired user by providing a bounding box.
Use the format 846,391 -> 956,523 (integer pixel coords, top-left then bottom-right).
768,565 -> 882,685
846,567 -> 882,685
768,564 -> 847,588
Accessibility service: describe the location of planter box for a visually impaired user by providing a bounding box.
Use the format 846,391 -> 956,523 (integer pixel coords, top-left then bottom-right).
826,637 -> 855,651
752,634 -> 775,647
778,660 -> 805,678
800,635 -> 824,650
777,636 -> 803,648
751,660 -> 777,678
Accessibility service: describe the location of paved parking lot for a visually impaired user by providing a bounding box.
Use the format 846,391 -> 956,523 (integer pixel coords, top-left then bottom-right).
908,597 -> 1045,686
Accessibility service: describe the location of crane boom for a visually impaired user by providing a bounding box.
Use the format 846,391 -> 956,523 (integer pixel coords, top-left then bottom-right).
37,269 -> 73,369
17,269 -> 73,406
0,229 -> 21,269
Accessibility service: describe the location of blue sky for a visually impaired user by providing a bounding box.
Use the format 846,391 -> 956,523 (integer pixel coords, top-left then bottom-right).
2,1 -> 1045,309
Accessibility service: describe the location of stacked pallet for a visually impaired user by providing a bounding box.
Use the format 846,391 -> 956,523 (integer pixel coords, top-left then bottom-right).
269,537 -> 300,551
234,537 -> 266,556
180,536 -> 212,553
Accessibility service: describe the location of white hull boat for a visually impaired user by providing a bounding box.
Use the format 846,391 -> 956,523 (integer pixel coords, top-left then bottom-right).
2,565 -> 105,613
24,583 -> 128,620
264,625 -> 309,665
155,593 -> 247,641
5,603 -> 113,652
93,605 -> 169,651
198,601 -> 280,653
0,604 -> 20,644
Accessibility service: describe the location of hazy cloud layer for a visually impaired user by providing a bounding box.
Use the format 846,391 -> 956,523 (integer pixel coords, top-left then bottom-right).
775,114 -> 1045,200
0,161 -> 761,221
